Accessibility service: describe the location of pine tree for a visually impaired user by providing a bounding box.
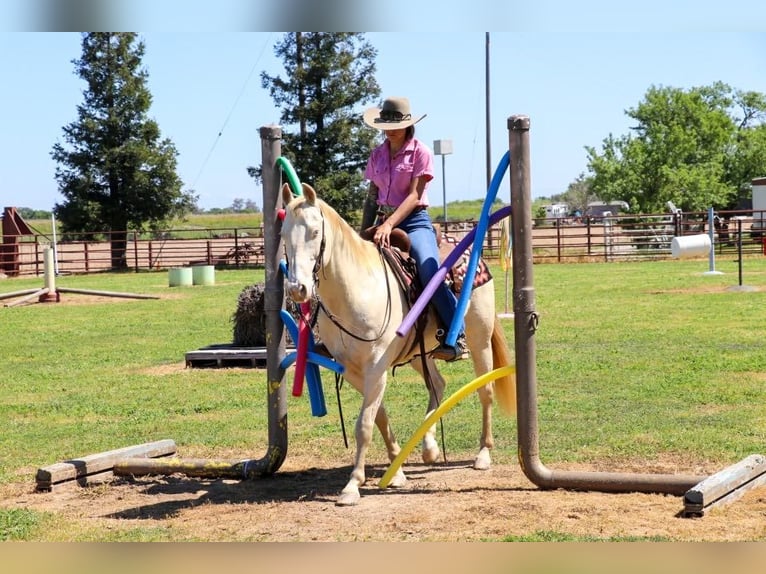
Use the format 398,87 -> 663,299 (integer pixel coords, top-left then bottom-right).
259,33 -> 381,222
51,33 -> 196,269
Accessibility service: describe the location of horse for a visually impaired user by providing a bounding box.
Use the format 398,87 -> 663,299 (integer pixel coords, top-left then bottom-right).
280,183 -> 515,506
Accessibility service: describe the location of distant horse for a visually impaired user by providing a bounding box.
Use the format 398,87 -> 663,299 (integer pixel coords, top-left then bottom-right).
280,183 -> 515,506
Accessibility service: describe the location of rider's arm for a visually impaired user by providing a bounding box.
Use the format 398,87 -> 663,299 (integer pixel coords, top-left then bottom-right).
360,182 -> 379,232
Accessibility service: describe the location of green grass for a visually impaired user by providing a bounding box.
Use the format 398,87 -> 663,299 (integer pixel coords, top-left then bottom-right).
1,256 -> 765,540
0,508 -> 50,540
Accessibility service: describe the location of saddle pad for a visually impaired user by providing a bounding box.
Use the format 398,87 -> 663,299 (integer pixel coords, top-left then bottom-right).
439,234 -> 492,294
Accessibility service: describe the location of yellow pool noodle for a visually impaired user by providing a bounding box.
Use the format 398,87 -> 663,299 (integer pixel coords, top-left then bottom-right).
378,365 -> 516,489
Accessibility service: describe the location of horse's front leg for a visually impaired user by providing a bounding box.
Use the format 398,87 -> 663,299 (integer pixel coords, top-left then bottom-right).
373,403 -> 406,488
337,372 -> 388,507
410,356 -> 445,464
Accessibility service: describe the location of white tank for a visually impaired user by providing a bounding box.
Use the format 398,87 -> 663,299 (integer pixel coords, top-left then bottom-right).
753,177 -> 766,232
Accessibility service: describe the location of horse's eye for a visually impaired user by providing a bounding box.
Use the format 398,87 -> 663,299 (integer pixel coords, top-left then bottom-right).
312,229 -> 320,239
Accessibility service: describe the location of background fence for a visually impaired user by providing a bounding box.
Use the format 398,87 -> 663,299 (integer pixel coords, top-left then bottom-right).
2,210 -> 764,277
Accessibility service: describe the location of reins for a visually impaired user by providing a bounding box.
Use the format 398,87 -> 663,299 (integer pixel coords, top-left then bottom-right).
310,210 -> 394,344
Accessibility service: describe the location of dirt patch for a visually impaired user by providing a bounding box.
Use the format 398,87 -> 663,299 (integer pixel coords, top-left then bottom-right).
4,454 -> 766,541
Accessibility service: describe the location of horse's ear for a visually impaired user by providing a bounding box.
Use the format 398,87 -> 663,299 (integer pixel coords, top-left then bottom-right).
302,183 -> 316,205
281,183 -> 293,206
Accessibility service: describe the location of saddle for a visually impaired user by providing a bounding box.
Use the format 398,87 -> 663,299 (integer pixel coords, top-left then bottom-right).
359,224 -> 493,367
360,224 -> 492,301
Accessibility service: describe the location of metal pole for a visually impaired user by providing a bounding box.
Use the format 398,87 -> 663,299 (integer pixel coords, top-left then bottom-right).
441,154 -> 447,224
246,124 -> 289,477
737,218 -> 743,287
485,32 -> 491,191
508,114 -> 706,494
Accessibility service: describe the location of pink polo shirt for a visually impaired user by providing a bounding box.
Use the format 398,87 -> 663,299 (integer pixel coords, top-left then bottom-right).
364,137 -> 434,208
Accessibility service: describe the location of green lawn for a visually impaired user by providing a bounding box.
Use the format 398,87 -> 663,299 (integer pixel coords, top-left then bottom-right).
1,255 -> 765,540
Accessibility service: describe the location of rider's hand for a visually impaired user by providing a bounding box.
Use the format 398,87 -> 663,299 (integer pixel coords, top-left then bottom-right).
374,221 -> 392,248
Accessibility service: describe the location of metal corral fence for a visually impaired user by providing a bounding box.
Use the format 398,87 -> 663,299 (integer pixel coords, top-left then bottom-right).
6,226 -> 265,276
518,210 -> 766,263
3,211 -> 765,277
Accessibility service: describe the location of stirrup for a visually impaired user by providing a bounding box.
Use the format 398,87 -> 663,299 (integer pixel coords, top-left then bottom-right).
431,332 -> 468,362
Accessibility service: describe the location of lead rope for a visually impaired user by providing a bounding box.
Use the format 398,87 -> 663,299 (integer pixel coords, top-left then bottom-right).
417,318 -> 448,463
335,373 -> 348,448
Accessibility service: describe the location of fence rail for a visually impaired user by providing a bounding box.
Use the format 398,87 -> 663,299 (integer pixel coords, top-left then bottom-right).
2,211 -> 764,277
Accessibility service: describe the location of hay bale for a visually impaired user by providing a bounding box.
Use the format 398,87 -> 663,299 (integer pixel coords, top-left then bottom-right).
232,283 -> 313,346
232,283 -> 267,346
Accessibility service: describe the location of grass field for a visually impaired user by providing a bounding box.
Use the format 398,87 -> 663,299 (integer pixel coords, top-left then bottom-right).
1,255 -> 765,540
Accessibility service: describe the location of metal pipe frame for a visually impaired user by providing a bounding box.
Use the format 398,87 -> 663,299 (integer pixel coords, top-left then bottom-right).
508,114 -> 707,495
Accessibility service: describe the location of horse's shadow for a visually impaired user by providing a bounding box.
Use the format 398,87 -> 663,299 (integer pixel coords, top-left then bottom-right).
104,460 -> 532,520
105,465 -> 350,520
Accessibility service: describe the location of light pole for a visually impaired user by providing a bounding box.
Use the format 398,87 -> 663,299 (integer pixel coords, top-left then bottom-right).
433,139 -> 453,225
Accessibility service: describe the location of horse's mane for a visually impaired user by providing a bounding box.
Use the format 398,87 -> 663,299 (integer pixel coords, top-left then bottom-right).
296,196 -> 380,271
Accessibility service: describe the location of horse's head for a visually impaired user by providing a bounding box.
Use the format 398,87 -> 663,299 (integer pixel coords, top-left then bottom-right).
280,182 -> 324,304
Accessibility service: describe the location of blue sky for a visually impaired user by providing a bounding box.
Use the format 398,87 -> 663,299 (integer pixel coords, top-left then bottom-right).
1,7 -> 765,211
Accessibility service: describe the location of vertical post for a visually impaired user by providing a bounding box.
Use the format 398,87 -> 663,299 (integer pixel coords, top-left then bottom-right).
485,32 -> 491,191
703,207 -> 723,276
244,125 -> 288,477
737,218 -> 743,287
441,154 -> 447,224
50,213 -> 59,275
433,139 -> 453,227
133,231 -> 139,273
234,228 -> 240,268
508,114 -> 541,471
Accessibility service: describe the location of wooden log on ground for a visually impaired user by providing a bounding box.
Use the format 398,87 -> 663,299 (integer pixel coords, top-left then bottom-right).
683,454 -> 766,517
57,287 -> 159,300
4,288 -> 48,308
35,439 -> 177,491
114,457 -> 247,479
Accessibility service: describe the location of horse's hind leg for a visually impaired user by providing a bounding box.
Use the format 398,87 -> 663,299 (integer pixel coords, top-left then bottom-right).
465,309 -> 496,471
474,381 -> 495,470
410,357 -> 445,464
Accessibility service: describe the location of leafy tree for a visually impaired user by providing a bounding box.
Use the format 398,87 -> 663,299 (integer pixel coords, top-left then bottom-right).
586,83 -> 766,213
51,33 -> 196,269
556,173 -> 596,214
256,32 -> 381,222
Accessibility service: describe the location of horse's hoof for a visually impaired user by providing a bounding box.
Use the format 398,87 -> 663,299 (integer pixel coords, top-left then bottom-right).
336,490 -> 361,506
474,448 -> 492,470
387,470 -> 407,489
422,445 -> 441,464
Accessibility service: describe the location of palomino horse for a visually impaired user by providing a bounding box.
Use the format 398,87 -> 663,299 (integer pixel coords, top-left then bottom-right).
280,183 -> 515,506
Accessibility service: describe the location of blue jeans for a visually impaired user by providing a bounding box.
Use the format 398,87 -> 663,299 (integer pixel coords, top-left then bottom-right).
393,209 -> 465,338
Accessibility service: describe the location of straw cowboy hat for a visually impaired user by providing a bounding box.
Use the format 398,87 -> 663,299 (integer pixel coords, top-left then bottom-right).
363,97 -> 427,130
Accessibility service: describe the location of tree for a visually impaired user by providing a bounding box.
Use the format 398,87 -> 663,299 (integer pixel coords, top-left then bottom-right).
257,33 -> 381,222
586,83 -> 766,213
557,173 -> 596,214
51,33 -> 196,269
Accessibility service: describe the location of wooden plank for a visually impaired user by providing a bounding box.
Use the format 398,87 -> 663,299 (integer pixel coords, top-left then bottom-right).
35,439 -> 177,491
683,454 -> 766,517
185,345 -> 295,368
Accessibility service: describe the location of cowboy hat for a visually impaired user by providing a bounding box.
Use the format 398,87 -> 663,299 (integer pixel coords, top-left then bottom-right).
363,96 -> 427,130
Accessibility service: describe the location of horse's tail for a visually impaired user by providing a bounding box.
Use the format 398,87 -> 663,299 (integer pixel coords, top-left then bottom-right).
491,319 -> 517,415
